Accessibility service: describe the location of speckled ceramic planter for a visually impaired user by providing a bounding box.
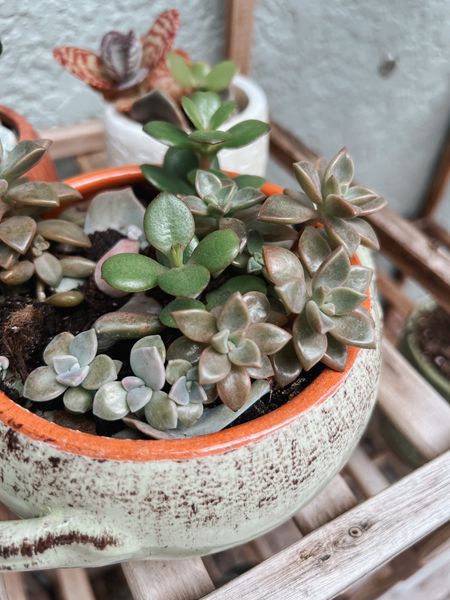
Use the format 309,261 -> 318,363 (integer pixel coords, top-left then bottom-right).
0,168 -> 382,572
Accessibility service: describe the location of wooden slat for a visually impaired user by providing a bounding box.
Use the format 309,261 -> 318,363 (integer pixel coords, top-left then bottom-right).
122,558 -> 215,600
226,0 -> 256,74
416,218 -> 450,251
1,573 -> 27,600
368,207 -> 450,314
379,339 -> 450,460
376,271 -> 414,319
39,120 -> 105,161
269,121 -> 450,313
294,475 -> 357,534
0,577 -> 8,600
202,451 -> 450,600
418,123 -> 450,219
55,569 -> 96,600
346,447 -> 390,497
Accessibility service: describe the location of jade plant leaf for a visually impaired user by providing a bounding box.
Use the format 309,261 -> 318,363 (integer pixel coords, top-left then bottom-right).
102,253 -> 166,292
166,51 -> 195,87
144,193 -> 195,255
141,165 -> 194,195
224,120 -> 270,149
143,121 -> 190,147
206,275 -> 267,309
188,229 -> 240,273
158,264 -> 210,297
204,60 -> 236,91
210,100 -> 236,129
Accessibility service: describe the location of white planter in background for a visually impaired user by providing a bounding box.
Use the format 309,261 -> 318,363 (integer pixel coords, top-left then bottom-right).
103,74 -> 269,176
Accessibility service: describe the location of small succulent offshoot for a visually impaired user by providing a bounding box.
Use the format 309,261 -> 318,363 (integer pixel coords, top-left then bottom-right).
101,191 -> 240,299
167,52 -> 236,94
0,139 -> 92,303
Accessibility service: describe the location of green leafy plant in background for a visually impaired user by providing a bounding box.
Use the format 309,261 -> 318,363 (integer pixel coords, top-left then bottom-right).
258,148 -> 386,255
167,53 -> 236,93
142,91 -> 270,191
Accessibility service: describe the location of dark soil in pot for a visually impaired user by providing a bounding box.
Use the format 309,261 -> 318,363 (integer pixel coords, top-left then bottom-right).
414,305 -> 450,382
0,227 -> 325,440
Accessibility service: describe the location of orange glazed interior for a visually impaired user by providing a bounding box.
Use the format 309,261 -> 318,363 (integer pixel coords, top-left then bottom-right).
0,167 -> 367,461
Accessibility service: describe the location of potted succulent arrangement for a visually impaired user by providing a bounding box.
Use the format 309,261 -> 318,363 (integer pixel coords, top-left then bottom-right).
53,9 -> 269,175
0,95 -> 385,570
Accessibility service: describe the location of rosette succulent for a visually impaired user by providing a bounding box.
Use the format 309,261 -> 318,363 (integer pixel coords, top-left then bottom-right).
258,148 -> 386,255
23,330 -> 120,412
0,139 -> 92,300
264,232 -> 375,375
171,291 -> 292,409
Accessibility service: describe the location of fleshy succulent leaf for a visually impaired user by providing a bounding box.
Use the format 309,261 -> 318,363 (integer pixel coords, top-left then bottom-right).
228,338 -> 261,368
199,347 -> 231,385
93,381 -> 129,421
23,366 -> 66,401
144,192 -> 195,255
324,147 -> 354,187
246,322 -> 292,355
313,246 -> 350,290
224,120 -> 270,149
263,245 -> 304,285
204,60 -> 236,92
188,229 -> 239,273
160,298 -> 205,328
298,226 -> 331,274
292,312 -> 327,371
216,365 -> 251,411
130,346 -> 165,390
293,161 -> 322,204
258,193 -> 316,225
329,309 -> 376,348
102,253 -> 166,292
158,264 -> 210,297
217,292 -> 250,332
172,309 -> 217,342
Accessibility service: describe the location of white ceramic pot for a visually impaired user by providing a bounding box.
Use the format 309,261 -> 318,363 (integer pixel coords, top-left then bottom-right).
0,169 -> 382,572
103,75 -> 269,176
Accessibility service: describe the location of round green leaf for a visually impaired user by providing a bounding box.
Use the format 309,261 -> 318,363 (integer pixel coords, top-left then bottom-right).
158,264 -> 210,297
224,120 -> 270,149
144,193 -> 195,254
160,298 -> 206,328
210,100 -> 236,130
102,253 -> 165,292
189,130 -> 230,145
181,96 -> 203,130
163,147 -> 199,178
189,92 -> 222,129
143,121 -> 189,147
204,60 -> 236,92
141,165 -> 194,195
166,51 -> 195,87
206,275 -> 267,309
189,229 -> 239,273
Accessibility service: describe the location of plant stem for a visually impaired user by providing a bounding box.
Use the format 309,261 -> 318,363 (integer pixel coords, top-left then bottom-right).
199,155 -> 212,170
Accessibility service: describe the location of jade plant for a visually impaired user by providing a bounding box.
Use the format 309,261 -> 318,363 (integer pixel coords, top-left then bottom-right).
20,144 -> 385,439
0,139 -> 93,303
101,192 -> 240,298
142,91 -> 269,190
167,52 -> 236,93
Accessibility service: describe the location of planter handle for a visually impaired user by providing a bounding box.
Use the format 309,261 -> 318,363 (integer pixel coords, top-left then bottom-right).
0,509 -> 141,571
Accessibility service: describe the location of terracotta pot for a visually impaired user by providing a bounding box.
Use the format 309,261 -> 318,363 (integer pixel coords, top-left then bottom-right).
103,75 -> 270,176
0,168 -> 382,571
0,105 -> 57,182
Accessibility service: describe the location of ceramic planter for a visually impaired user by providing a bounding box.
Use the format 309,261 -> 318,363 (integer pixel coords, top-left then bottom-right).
400,300 -> 450,403
0,167 -> 382,572
0,105 -> 57,182
103,75 -> 269,176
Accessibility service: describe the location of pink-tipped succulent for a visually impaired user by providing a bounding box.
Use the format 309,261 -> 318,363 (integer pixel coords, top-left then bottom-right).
53,9 -> 182,105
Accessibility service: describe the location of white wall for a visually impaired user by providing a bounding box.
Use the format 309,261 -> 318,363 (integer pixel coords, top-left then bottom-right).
1,0 -> 449,217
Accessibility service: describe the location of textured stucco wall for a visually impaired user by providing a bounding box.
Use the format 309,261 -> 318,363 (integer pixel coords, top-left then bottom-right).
1,0 -> 449,216
254,0 -> 450,216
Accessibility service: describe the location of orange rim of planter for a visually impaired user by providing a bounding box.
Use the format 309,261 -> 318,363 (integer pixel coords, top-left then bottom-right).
0,166 -> 370,461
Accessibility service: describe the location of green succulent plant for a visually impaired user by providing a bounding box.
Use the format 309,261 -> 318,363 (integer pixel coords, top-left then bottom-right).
101,191 -> 240,298
142,91 -> 270,191
171,291 -> 292,410
264,234 -> 375,375
0,139 -> 92,301
23,329 -> 120,412
167,52 -> 236,93
258,148 -> 386,255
